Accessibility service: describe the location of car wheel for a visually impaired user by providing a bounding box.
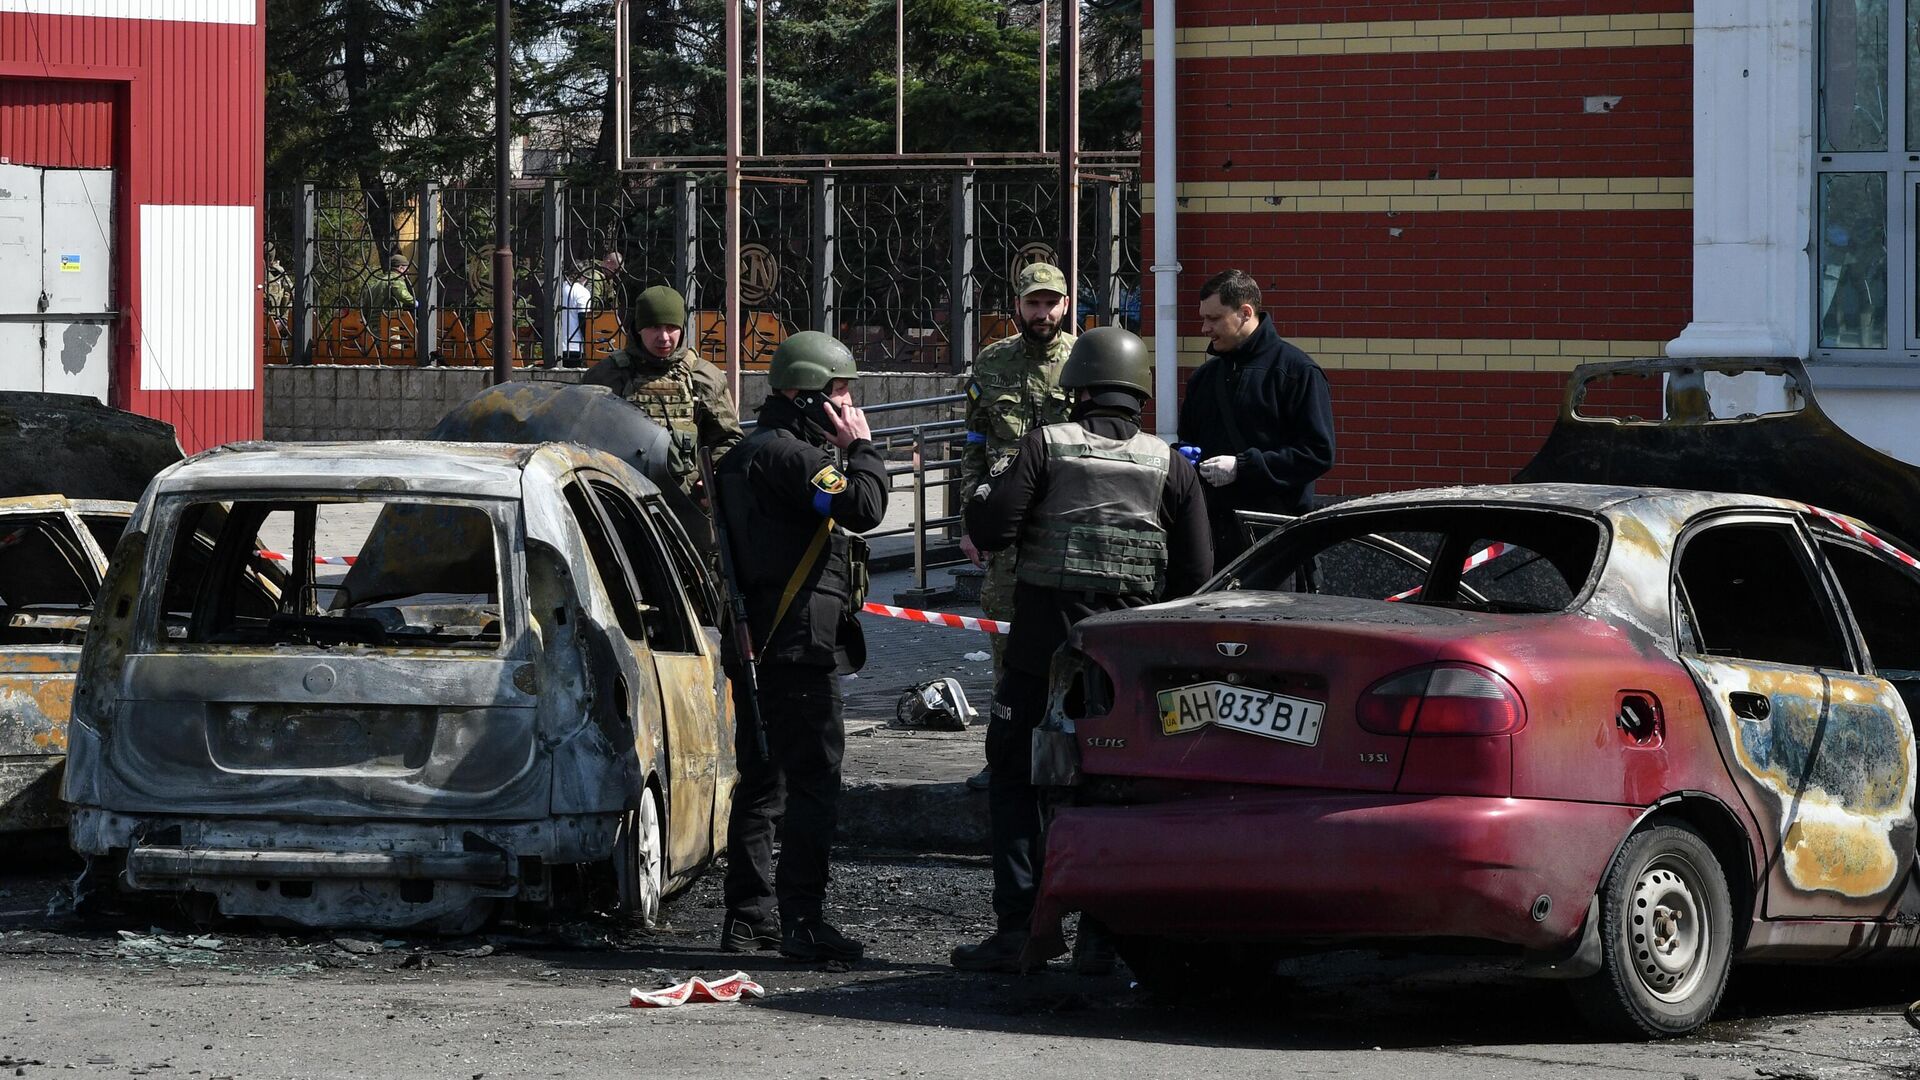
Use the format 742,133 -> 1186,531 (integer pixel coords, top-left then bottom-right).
1571,822 -> 1733,1039
615,793 -> 665,928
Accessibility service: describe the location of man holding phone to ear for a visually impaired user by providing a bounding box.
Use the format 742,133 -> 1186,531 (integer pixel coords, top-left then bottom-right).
713,331 -> 889,964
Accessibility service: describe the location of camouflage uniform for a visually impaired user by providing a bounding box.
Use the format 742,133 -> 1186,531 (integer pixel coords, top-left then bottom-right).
962,328 -> 1076,668
586,342 -> 746,493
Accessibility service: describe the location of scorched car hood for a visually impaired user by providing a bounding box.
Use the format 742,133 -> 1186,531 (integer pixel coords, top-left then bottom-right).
0,392 -> 183,502
1516,357 -> 1920,549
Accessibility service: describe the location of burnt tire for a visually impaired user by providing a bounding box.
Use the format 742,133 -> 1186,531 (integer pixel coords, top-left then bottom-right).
1571,822 -> 1733,1039
614,793 -> 665,929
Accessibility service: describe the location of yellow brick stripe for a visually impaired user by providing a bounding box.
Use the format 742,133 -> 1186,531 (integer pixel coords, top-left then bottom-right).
1144,13 -> 1691,59
1171,337 -> 1669,372
1142,177 -> 1692,215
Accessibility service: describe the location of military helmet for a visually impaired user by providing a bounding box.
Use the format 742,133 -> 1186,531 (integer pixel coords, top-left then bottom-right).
768,331 -> 859,391
1060,326 -> 1153,397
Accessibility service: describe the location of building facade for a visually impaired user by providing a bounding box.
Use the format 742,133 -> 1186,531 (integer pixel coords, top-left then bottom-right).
0,0 -> 264,453
1148,1 -> 1918,497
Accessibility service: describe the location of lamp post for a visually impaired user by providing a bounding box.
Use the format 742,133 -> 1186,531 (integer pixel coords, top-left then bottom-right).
492,0 -> 514,385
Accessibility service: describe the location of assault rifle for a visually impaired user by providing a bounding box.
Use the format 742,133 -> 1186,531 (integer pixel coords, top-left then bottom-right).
699,447 -> 769,765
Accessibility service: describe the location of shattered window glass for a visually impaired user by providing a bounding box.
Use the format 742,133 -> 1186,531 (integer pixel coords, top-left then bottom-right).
154,498 -> 503,650
0,515 -> 98,645
1222,506 -> 1602,613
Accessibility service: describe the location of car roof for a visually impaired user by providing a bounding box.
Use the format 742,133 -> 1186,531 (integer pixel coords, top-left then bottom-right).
150,441 -> 643,499
0,494 -> 134,515
1320,481 -> 1813,520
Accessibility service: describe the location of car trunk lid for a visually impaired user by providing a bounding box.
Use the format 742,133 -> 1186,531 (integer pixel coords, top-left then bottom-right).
1065,592 -> 1524,792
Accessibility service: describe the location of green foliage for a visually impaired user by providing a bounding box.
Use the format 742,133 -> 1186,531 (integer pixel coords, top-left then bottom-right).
267,0 -> 1142,188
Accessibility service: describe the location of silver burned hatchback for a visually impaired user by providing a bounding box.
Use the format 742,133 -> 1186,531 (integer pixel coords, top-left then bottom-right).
63,440 -> 734,933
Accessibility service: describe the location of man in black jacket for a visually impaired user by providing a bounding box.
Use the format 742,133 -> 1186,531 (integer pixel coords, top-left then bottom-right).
951,326 -> 1213,972
1177,269 -> 1336,564
714,331 -> 889,964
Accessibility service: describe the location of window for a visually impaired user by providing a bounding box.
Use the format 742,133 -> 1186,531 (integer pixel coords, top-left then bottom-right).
589,480 -> 698,653
80,514 -> 128,565
0,515 -> 98,645
1676,522 -> 1852,668
644,498 -> 720,629
1221,506 -> 1603,614
153,498 -> 501,650
562,482 -> 648,643
1820,538 -> 1920,674
1815,0 -> 1920,356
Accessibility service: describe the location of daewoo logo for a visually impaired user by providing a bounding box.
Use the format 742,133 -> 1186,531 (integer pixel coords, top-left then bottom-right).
1217,642 -> 1248,657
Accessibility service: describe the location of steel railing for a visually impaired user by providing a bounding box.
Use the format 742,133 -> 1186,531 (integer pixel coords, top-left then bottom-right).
737,392 -> 970,592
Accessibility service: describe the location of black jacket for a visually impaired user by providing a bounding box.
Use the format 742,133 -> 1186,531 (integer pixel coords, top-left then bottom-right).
715,395 -> 889,670
1177,314 -> 1335,522
965,404 -> 1214,677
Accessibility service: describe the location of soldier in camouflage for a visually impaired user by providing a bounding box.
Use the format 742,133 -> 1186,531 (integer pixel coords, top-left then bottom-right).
584,284 -> 746,492
957,262 -> 1076,789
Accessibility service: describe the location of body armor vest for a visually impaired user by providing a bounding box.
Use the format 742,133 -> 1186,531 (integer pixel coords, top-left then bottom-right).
624,363 -> 699,433
1016,423 -> 1171,597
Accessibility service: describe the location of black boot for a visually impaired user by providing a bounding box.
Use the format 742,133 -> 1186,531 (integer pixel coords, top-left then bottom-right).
781,918 -> 864,962
950,929 -> 1030,973
719,914 -> 779,953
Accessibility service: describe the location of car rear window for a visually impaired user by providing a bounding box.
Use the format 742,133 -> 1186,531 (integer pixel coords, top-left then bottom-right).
1219,505 -> 1604,614
152,497 -> 506,650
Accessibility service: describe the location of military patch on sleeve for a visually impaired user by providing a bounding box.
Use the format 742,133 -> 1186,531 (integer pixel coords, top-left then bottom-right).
988,451 -> 1016,477
811,465 -> 849,495
965,379 -> 982,402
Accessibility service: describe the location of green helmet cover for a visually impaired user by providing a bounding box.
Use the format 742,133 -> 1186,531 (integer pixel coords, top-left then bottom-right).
769,330 -> 859,391
1060,326 -> 1153,397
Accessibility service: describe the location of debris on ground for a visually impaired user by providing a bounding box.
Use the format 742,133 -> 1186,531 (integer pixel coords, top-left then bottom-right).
628,972 -> 765,1008
115,929 -> 225,962
332,937 -> 382,955
962,651 -> 990,662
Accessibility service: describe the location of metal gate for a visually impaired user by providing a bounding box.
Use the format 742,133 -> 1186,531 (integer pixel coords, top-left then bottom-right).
0,163 -> 115,400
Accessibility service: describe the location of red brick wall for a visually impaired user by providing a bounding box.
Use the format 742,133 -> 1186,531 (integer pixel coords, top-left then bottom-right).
1145,0 -> 1693,498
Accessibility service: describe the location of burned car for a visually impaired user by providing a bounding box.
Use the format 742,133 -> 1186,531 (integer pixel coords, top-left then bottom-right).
63,438 -> 734,933
1030,359 -> 1920,1038
0,393 -> 182,835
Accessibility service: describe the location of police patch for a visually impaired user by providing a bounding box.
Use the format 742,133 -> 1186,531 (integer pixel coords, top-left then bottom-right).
811,465 -> 849,495
988,452 -> 1016,477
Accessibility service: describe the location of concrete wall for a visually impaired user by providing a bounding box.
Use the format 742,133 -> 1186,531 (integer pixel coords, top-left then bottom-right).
264,366 -> 962,441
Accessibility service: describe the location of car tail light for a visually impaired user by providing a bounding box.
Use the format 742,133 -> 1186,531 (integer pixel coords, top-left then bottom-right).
1356,663 -> 1526,736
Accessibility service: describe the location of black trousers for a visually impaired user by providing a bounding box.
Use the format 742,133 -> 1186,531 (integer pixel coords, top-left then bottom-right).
723,664 -> 845,928
986,668 -> 1049,932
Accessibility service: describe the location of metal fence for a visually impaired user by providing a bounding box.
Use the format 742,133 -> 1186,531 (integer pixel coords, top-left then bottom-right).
263,173 -> 1141,372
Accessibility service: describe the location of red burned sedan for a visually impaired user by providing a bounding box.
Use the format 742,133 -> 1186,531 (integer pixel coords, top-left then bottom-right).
1031,480 -> 1920,1038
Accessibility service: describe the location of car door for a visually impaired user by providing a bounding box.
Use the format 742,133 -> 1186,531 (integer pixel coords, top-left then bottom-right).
581,473 -> 719,876
1673,513 -> 1905,919
1805,513 -> 1920,923
639,495 -> 735,855
0,506 -> 102,831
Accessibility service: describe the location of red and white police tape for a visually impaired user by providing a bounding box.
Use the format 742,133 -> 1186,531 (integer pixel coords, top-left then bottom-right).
861,601 -> 1010,635
628,971 -> 765,1008
1803,504 -> 1920,572
256,550 -> 358,566
1385,541 -> 1512,602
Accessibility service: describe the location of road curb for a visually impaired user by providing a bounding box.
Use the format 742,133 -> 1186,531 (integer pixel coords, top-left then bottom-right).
837,779 -> 989,857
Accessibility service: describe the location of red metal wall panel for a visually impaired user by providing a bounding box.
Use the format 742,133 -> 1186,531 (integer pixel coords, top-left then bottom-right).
0,78 -> 113,167
0,4 -> 265,453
